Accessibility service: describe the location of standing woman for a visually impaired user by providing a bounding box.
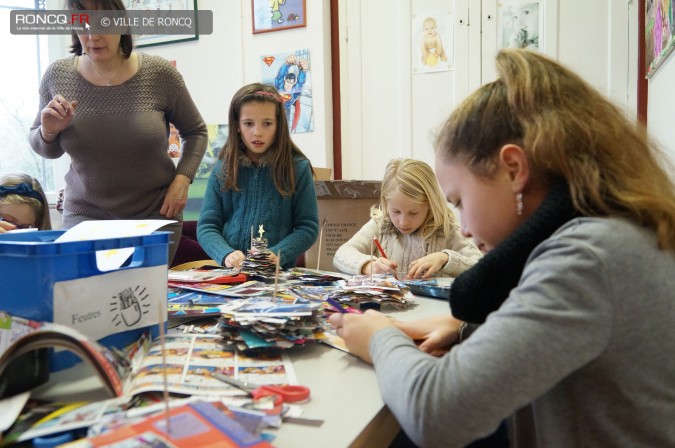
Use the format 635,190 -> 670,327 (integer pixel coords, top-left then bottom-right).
28,0 -> 207,263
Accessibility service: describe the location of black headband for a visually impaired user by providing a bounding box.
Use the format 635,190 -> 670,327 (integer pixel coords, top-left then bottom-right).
0,182 -> 45,205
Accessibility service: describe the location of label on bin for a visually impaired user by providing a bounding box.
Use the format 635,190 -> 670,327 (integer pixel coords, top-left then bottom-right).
52,265 -> 167,341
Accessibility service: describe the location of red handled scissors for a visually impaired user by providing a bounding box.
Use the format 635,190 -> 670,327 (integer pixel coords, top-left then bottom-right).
214,373 -> 310,405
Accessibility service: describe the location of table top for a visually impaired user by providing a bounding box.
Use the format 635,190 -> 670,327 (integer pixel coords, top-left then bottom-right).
269,296 -> 450,447
32,295 -> 450,447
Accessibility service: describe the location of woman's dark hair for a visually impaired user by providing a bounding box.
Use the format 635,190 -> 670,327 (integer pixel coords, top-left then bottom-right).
67,0 -> 133,58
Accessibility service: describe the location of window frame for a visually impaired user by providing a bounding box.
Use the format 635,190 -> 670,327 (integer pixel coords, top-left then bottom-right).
1,0 -> 71,205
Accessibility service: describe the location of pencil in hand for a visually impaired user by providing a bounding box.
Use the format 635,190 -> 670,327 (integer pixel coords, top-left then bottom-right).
326,296 -> 348,314
373,237 -> 387,259
373,237 -> 398,279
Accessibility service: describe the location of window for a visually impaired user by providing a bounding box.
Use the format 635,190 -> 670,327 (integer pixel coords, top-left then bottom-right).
0,0 -> 65,196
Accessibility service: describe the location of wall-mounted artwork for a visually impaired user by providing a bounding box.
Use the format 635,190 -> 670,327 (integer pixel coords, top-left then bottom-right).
167,123 -> 229,220
412,11 -> 454,74
252,0 -> 306,34
124,0 -> 199,48
645,0 -> 675,78
497,0 -> 543,51
260,49 -> 314,134
167,123 -> 228,178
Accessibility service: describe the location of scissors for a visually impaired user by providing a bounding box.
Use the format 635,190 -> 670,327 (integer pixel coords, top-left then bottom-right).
213,373 -> 310,405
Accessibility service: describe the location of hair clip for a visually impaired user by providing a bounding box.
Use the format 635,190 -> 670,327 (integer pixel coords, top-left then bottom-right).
253,90 -> 283,103
0,183 -> 44,205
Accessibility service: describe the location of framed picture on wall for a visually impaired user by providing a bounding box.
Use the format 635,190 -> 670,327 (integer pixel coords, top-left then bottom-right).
497,0 -> 543,51
412,11 -> 454,74
252,0 -> 306,34
645,0 -> 675,78
127,0 -> 199,48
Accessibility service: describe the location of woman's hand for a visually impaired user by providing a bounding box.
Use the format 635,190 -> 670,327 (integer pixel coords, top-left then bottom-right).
395,314 -> 463,354
362,257 -> 398,275
224,250 -> 245,268
408,252 -> 449,278
328,310 -> 397,363
161,174 -> 191,218
40,95 -> 78,142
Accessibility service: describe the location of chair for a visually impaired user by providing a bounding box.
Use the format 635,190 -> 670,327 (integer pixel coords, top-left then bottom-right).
171,220 -> 306,268
171,220 -> 211,268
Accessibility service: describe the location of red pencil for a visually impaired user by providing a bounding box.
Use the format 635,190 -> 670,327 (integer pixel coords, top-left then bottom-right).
373,237 -> 387,258
374,237 -> 398,279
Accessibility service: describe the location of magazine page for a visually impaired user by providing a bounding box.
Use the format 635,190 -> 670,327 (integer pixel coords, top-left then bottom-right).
0,312 -> 51,398
0,312 -> 43,355
317,330 -> 351,355
0,392 -> 30,434
168,290 -> 235,306
126,334 -> 297,397
222,297 -> 318,317
168,267 -> 245,284
167,304 -> 223,320
5,399 -> 123,444
0,319 -> 128,398
88,400 -> 274,448
167,280 -> 266,297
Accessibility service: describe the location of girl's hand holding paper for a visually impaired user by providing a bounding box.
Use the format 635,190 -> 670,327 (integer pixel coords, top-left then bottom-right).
328,310 -> 396,364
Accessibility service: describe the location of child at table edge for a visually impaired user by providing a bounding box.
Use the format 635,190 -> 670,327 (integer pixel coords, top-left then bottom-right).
333,158 -> 482,279
197,83 -> 319,269
0,172 -> 52,232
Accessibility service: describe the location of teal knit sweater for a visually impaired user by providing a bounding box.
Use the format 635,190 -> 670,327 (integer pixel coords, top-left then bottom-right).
197,155 -> 319,268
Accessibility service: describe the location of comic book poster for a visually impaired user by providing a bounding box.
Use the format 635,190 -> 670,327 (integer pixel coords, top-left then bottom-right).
260,49 -> 314,134
252,0 -> 306,34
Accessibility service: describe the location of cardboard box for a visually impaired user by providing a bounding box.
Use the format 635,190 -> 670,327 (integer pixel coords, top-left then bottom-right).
313,167 -> 332,181
306,180 -> 381,271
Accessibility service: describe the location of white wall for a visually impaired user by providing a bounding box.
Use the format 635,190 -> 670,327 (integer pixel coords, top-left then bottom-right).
556,0 -> 638,114
647,53 -> 675,164
139,0 -> 334,169
42,1 -> 646,180
139,0 -> 241,127
339,0 -> 480,180
339,0 -> 639,180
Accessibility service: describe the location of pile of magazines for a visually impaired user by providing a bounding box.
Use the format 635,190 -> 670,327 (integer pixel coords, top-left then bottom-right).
218,296 -> 325,351
326,274 -> 414,310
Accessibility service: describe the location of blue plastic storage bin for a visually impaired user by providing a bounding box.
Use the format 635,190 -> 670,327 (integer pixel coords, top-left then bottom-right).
0,230 -> 170,371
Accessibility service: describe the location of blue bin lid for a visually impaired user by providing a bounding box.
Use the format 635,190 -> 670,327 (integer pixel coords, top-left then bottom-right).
0,230 -> 171,256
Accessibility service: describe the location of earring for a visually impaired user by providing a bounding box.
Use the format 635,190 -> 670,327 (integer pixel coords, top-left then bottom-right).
516,192 -> 523,216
